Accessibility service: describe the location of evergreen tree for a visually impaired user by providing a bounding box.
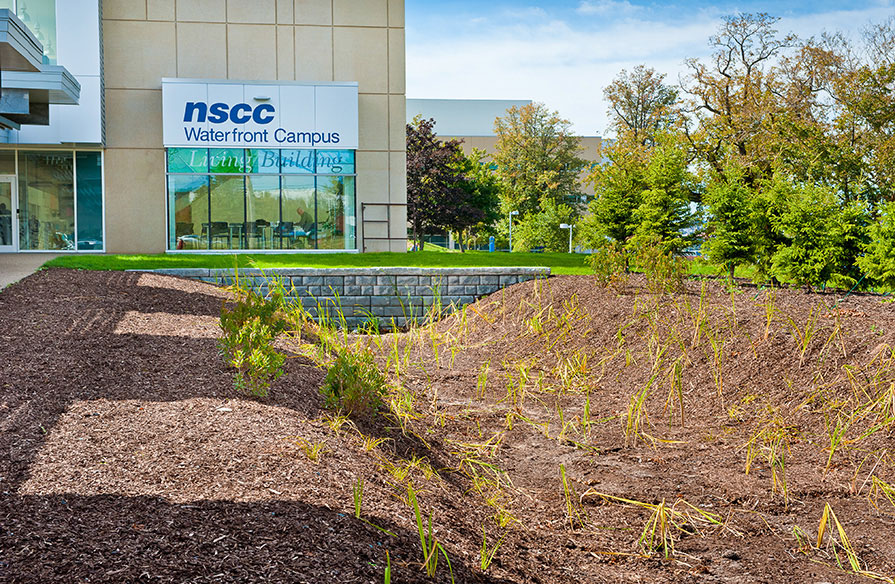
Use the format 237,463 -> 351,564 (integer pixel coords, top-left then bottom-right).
857,201 -> 895,288
767,178 -> 867,289
629,134 -> 701,255
702,167 -> 757,280
579,142 -> 647,249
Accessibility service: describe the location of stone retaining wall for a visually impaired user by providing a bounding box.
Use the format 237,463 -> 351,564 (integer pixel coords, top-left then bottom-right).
149,267 -> 550,329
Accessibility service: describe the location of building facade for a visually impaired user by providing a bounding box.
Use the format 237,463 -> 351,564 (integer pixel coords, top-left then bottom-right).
0,0 -> 407,254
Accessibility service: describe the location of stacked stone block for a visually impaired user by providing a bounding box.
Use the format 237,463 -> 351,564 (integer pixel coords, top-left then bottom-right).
148,267 -> 550,329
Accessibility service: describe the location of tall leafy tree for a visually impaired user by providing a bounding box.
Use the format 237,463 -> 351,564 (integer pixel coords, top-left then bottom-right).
682,13 -> 798,185
765,178 -> 867,289
407,118 -> 505,251
492,102 -> 586,216
604,65 -> 679,146
511,197 -> 578,253
405,116 -> 468,251
451,149 -> 502,251
583,132 -> 699,256
579,142 -> 648,250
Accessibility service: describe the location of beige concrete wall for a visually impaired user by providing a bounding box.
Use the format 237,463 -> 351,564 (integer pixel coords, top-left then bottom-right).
102,0 -> 406,253
443,135 -> 604,196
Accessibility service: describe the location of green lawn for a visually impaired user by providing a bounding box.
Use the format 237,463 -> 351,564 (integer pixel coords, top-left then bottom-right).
43,251 -> 595,275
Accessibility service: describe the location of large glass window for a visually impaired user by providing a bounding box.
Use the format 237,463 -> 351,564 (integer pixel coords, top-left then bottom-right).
168,148 -> 208,173
209,149 -> 244,174
168,175 -> 209,250
0,150 -> 104,252
19,151 -> 74,250
166,148 -> 356,251
210,175 -> 244,249
280,150 -> 315,174
245,175 -> 279,250
246,149 -> 281,174
282,175 -> 316,249
316,150 -> 355,175
75,152 -> 103,250
317,176 -> 355,250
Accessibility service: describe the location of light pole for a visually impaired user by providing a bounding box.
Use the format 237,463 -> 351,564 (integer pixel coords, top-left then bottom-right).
508,210 -> 519,252
560,223 -> 573,253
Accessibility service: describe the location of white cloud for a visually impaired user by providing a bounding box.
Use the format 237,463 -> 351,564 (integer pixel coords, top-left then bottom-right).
406,3 -> 895,136
576,0 -> 641,16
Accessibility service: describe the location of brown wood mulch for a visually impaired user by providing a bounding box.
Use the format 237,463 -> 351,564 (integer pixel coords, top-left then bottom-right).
2,268 -> 895,583
0,269 -> 508,584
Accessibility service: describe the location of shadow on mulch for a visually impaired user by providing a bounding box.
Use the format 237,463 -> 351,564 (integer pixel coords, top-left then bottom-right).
2,493 -> 515,584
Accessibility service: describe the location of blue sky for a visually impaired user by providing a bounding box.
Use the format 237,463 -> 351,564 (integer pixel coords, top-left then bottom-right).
405,1 -> 895,135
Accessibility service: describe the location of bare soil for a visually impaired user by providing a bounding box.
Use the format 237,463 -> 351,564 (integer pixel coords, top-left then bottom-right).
2,268 -> 895,583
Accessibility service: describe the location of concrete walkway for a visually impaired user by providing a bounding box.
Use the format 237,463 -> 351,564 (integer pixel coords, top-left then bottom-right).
0,253 -> 58,290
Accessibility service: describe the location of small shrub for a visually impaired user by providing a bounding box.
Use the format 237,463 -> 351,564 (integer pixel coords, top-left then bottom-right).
633,236 -> 687,294
322,347 -> 387,417
586,240 -> 628,288
219,280 -> 287,398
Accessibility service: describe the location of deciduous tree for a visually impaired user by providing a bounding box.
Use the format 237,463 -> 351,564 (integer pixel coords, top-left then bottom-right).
492,103 -> 586,216
682,13 -> 798,185
604,65 -> 678,145
406,117 -> 468,251
452,149 -> 502,251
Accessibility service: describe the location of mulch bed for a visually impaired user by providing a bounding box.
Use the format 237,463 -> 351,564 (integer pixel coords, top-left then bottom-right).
1,268 -> 895,583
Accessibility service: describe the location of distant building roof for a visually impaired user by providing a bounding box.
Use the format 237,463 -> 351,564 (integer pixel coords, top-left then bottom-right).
406,98 -> 531,137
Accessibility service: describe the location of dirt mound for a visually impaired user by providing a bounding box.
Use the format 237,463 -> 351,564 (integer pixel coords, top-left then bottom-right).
1,268 -> 894,583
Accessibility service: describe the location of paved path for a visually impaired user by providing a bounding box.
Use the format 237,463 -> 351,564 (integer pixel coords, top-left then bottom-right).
0,254 -> 58,290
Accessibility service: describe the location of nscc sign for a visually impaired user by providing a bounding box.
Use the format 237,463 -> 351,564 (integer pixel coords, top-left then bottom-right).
161,79 -> 358,149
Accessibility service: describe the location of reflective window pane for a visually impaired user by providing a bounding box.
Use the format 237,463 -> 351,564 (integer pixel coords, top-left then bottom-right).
279,149 -> 315,174
316,150 -> 354,174
169,175 -> 209,250
245,175 -> 279,250
281,175 -> 315,249
246,149 -> 281,174
18,151 -> 74,250
18,0 -> 57,64
209,148 -> 244,173
166,147 -> 357,252
0,151 -> 15,174
76,152 -> 103,250
210,175 -> 244,249
168,148 -> 208,173
344,176 -> 356,250
316,176 -> 355,250
0,181 -> 13,247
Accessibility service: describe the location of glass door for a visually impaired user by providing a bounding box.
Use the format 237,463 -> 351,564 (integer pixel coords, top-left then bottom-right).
0,176 -> 16,252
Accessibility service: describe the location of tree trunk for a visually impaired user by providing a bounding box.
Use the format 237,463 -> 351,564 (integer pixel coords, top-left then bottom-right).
411,220 -> 422,252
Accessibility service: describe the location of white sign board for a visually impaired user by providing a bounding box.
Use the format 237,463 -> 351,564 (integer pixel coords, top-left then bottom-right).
161,79 -> 359,149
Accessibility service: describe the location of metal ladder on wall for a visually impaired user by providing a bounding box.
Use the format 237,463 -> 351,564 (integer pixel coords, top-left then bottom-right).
360,202 -> 407,252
